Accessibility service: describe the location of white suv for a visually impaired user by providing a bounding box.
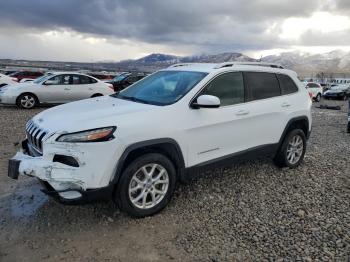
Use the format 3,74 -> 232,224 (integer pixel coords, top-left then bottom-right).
8,62 -> 312,217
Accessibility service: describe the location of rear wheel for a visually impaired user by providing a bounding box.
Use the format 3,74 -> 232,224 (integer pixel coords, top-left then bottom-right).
315,93 -> 321,102
16,93 -> 38,109
274,129 -> 306,168
115,153 -> 177,217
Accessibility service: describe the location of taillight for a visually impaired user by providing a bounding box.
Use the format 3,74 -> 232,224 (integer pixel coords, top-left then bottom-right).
108,84 -> 114,90
308,92 -> 313,99
12,77 -> 18,82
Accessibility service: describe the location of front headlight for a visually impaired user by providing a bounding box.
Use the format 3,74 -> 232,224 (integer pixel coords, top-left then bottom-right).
56,127 -> 116,142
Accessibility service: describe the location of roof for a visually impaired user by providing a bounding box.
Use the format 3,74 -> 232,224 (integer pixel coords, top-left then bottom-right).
47,71 -> 92,76
163,62 -> 297,77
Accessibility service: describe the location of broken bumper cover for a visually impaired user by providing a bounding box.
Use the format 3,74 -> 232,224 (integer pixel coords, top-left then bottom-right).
39,180 -> 113,204
8,140 -> 118,204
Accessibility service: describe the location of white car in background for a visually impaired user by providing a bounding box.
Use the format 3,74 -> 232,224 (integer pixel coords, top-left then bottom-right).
0,72 -> 115,109
0,73 -> 17,88
305,82 -> 323,102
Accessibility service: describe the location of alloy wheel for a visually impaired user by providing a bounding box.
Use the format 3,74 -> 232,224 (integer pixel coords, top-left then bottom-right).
128,163 -> 169,209
286,135 -> 304,165
20,95 -> 36,108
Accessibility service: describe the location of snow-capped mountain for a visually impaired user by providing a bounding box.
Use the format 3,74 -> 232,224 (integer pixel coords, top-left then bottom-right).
1,50 -> 349,74
115,52 -> 256,71
180,52 -> 255,63
133,53 -> 181,65
115,50 -> 350,73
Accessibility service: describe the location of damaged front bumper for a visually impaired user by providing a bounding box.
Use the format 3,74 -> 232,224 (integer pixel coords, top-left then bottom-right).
8,139 -> 115,204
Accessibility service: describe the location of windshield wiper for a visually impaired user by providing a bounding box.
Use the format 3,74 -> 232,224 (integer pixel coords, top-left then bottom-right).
113,94 -> 151,105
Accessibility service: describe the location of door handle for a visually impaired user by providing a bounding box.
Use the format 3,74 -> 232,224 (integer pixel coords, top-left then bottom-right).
64,88 -> 70,91
88,88 -> 93,90
235,110 -> 249,116
281,102 -> 291,108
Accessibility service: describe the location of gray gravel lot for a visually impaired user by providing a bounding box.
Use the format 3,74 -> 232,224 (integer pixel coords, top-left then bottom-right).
0,102 -> 349,261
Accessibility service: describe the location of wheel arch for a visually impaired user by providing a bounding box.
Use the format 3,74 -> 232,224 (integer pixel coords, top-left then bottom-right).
111,138 -> 186,189
91,93 -> 103,98
279,116 -> 310,145
16,92 -> 39,106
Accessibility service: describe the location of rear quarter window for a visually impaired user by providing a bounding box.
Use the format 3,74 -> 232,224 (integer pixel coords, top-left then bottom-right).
89,77 -> 98,84
277,74 -> 299,95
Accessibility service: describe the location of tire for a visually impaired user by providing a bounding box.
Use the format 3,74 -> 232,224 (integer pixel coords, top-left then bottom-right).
16,93 -> 38,109
347,122 -> 350,133
115,153 -> 177,217
315,93 -> 321,102
274,129 -> 306,168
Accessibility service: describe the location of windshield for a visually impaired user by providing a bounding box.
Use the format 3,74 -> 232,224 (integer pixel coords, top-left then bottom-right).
113,74 -> 128,82
33,74 -> 52,84
112,70 -> 208,106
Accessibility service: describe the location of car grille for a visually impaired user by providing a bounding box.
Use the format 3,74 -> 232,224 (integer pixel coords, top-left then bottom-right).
26,120 -> 47,155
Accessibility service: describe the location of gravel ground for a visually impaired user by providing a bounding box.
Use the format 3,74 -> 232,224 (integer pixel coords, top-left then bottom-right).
0,101 -> 349,261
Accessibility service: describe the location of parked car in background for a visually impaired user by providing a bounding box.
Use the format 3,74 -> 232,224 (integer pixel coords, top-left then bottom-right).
8,62 -> 312,217
323,84 -> 350,100
320,83 -> 328,92
0,72 -> 114,109
9,71 -> 44,82
305,82 -> 323,102
348,105 -> 350,133
348,100 -> 350,133
0,73 -> 17,88
0,70 -> 17,75
108,72 -> 147,91
88,73 -> 115,82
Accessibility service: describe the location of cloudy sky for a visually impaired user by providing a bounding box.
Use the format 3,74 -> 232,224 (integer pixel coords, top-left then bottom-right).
0,0 -> 350,62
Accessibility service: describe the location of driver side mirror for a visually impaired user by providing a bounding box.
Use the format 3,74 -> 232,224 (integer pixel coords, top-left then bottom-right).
191,95 -> 220,109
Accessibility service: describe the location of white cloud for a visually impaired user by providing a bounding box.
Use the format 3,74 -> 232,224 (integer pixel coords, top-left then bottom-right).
279,12 -> 350,40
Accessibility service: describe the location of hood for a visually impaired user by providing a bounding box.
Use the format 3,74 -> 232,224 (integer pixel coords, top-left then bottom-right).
32,95 -> 158,134
2,82 -> 36,91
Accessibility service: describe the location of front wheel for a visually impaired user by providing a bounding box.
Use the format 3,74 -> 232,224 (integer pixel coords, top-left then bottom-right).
16,93 -> 38,109
115,153 -> 177,217
274,129 -> 306,168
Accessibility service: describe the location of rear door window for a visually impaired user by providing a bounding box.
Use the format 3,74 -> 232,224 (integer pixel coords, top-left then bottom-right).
71,75 -> 80,85
244,72 -> 281,101
277,74 -> 299,95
